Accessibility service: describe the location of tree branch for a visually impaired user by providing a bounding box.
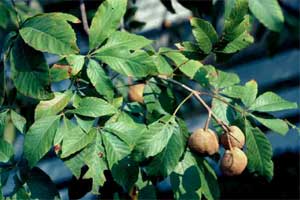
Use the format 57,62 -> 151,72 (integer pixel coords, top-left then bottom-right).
158,75 -> 230,131
172,92 -> 193,116
80,0 -> 89,35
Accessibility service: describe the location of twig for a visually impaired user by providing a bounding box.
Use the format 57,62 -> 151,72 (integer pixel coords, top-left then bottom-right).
226,132 -> 233,150
110,73 -> 119,81
172,92 -> 193,116
158,75 -> 230,131
80,0 -> 89,35
200,92 -> 244,114
204,111 -> 212,131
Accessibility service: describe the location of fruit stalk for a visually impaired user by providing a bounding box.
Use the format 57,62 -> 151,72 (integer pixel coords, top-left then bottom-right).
204,111 -> 211,131
172,92 -> 193,116
158,75 -> 230,131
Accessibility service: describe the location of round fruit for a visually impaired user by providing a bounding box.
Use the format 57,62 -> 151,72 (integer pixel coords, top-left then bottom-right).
188,128 -> 219,155
220,126 -> 245,149
128,83 -> 145,103
221,147 -> 248,176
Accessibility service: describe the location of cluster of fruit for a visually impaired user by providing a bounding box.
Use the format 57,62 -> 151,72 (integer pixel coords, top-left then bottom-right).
189,126 -> 247,176
128,83 -> 247,176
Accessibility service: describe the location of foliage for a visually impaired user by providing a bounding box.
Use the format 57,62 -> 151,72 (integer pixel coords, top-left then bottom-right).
0,0 -> 298,199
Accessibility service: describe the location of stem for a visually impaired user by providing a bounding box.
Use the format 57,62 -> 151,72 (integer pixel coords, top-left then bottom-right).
128,76 -> 133,85
158,76 -> 230,130
172,59 -> 189,73
204,111 -> 212,131
80,0 -> 89,35
172,92 -> 193,116
111,73 -> 120,81
201,92 -> 244,114
226,132 -> 233,150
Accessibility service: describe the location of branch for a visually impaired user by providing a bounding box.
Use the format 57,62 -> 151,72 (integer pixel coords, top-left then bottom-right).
172,92 -> 193,116
200,92 -> 244,114
80,0 -> 89,35
158,75 -> 230,131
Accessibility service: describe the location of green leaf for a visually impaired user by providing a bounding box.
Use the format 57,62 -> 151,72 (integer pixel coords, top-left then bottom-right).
162,50 -> 202,78
93,45 -> 156,78
194,65 -> 239,89
153,54 -> 173,76
135,115 -> 178,158
97,49 -> 156,77
249,0 -> 284,32
14,1 -> 41,21
219,0 -> 254,54
53,117 -> 65,146
102,118 -> 139,190
244,120 -> 273,181
10,37 -> 53,100
65,54 -> 85,75
143,80 -> 168,117
47,12 -> 81,24
96,31 -> 152,51
0,3 -> 11,29
104,112 -> 146,148
0,139 -> 14,163
74,115 -> 95,133
224,14 -> 252,41
224,0 -> 235,19
224,0 -> 248,32
112,157 -> 139,191
61,118 -> 96,158
50,64 -> 71,82
250,114 -> 289,135
221,80 -> 258,107
170,152 -> 194,199
180,60 -> 204,79
197,157 -> 220,200
144,118 -> 187,177
175,42 -> 207,60
81,129 -> 107,193
0,185 -> 2,200
63,151 -> 85,179
218,32 -> 254,54
249,92 -> 298,112
208,67 -> 240,89
89,0 -> 127,49
190,17 -> 218,54
19,13 -> 79,55
0,110 -> 8,137
102,130 -> 131,168
11,186 -> 30,200
24,115 -> 60,167
212,97 -> 235,125
35,90 -> 72,120
0,61 -> 4,106
69,97 -> 117,118
87,59 -> 114,100
10,110 -> 26,133
170,151 -> 220,200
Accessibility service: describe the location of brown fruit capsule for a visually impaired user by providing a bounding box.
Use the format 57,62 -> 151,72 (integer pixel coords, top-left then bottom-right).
221,147 -> 248,176
128,83 -> 145,103
188,128 -> 219,155
220,126 -> 245,149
